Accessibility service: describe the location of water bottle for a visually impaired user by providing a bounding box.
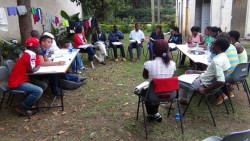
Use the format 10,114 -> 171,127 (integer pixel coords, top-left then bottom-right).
68,42 -> 73,53
175,107 -> 181,121
206,43 -> 211,52
195,44 -> 199,55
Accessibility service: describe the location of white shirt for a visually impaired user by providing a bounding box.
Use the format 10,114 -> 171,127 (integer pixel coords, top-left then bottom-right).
129,29 -> 145,43
144,57 -> 176,79
200,52 -> 231,86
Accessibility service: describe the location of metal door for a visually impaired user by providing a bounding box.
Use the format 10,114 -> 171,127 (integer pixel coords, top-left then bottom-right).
231,0 -> 247,37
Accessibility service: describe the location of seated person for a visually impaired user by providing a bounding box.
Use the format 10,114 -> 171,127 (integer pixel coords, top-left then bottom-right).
168,26 -> 182,51
215,32 -> 239,105
210,26 -> 222,39
73,25 -> 101,68
148,25 -> 164,60
43,31 -> 60,55
92,26 -> 108,64
108,25 -> 126,62
8,37 -> 47,116
65,40 -> 88,73
228,30 -> 248,63
180,26 -> 203,66
179,38 -> 231,105
141,39 -> 176,122
200,26 -> 213,45
128,23 -> 145,60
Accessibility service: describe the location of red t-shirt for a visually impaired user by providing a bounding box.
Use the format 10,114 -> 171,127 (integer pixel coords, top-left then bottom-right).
8,50 -> 40,88
73,33 -> 86,48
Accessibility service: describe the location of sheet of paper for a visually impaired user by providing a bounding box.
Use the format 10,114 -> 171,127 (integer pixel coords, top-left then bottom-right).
178,74 -> 200,84
112,42 -> 122,45
169,43 -> 177,49
78,44 -> 92,49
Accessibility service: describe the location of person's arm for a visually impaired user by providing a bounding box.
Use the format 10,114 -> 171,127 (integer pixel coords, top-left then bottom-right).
149,32 -> 155,42
102,33 -> 107,42
185,70 -> 204,74
39,55 -> 65,66
177,34 -> 182,44
200,33 -> 204,44
91,33 -> 96,44
141,31 -> 145,42
142,68 -> 149,79
117,31 -> 124,39
234,43 -> 244,54
161,33 -> 164,39
198,81 -> 224,94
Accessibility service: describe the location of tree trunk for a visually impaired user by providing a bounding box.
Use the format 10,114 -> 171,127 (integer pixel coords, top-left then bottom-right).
151,0 -> 155,24
157,0 -> 160,24
17,0 -> 33,44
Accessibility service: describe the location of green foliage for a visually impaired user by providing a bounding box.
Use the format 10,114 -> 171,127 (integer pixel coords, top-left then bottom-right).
61,10 -> 70,20
0,42 -> 25,61
60,10 -> 80,21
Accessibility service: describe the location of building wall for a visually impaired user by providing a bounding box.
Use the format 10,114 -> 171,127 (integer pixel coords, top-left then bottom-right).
0,0 -> 82,42
245,1 -> 250,39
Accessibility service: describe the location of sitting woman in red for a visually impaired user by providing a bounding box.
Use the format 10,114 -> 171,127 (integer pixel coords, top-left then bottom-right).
73,25 -> 101,68
142,39 -> 176,122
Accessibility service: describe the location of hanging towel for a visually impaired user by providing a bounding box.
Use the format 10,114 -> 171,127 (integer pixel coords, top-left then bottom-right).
16,5 -> 27,16
54,16 -> 59,26
7,7 -> 17,16
36,8 -> 41,21
0,8 -> 8,31
84,20 -> 90,29
33,14 -> 38,24
31,7 -> 36,14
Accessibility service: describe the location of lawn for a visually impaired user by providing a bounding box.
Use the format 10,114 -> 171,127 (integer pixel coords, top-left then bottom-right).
0,33 -> 250,141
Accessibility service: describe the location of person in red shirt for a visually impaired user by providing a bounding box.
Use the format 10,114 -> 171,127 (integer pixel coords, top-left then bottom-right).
8,37 -> 47,117
73,25 -> 101,68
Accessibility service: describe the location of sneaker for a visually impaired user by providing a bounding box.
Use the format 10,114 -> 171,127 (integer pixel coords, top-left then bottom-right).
79,67 -> 89,71
77,76 -> 88,82
147,113 -> 162,122
179,98 -> 189,105
114,58 -> 118,62
122,58 -> 126,61
15,106 -> 32,118
100,62 -> 106,65
215,93 -> 228,105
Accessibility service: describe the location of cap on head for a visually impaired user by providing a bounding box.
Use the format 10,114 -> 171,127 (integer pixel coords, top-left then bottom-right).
43,32 -> 54,39
25,37 -> 40,47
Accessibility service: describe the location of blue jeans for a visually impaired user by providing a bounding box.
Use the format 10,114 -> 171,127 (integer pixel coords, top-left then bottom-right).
80,47 -> 96,61
11,81 -> 46,109
148,41 -> 154,60
128,43 -> 142,59
62,74 -> 79,82
72,53 -> 84,73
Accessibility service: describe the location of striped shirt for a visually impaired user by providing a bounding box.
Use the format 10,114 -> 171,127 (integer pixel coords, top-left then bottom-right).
225,44 -> 239,79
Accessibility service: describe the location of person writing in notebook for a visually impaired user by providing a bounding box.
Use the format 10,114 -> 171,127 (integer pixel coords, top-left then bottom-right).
141,39 -> 176,122
178,38 -> 231,105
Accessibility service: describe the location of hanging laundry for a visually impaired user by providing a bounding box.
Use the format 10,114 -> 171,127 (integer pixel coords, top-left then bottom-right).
62,19 -> 69,27
31,7 -> 36,14
33,14 -> 38,24
7,7 -> 17,16
0,8 -> 8,31
54,16 -> 59,26
16,5 -> 27,16
36,8 -> 41,21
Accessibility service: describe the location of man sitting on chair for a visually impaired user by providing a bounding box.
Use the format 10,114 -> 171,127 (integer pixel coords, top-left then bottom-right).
92,26 -> 107,65
108,25 -> 126,62
178,38 -> 231,105
128,23 -> 145,60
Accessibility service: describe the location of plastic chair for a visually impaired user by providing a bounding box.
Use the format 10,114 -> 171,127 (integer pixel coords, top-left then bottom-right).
0,66 -> 26,110
225,62 -> 250,106
136,77 -> 183,139
202,129 -> 250,141
5,59 -> 14,73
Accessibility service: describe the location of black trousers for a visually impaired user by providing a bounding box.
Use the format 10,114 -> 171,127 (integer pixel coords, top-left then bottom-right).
141,89 -> 159,115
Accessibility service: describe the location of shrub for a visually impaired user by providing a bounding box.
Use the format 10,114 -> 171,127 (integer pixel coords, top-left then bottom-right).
0,42 -> 25,61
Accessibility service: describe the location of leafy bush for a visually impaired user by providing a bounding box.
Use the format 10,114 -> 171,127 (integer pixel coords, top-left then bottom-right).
0,42 -> 25,61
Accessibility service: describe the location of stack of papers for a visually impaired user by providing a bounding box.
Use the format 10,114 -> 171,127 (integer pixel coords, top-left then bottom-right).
178,74 -> 200,84
169,43 -> 177,49
112,42 -> 122,45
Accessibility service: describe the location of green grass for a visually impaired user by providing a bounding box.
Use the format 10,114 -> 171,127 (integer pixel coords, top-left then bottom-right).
0,34 -> 250,140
